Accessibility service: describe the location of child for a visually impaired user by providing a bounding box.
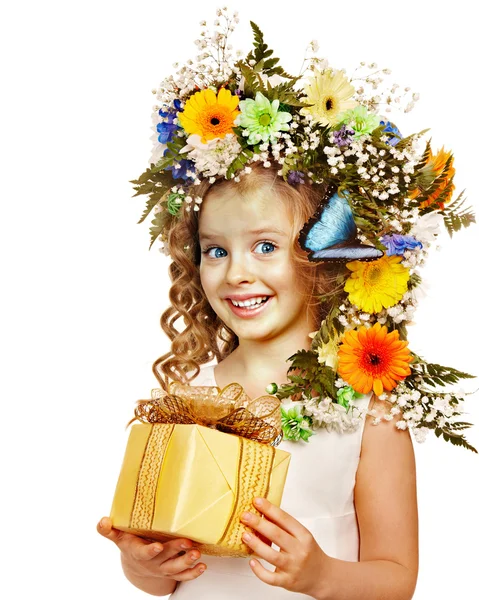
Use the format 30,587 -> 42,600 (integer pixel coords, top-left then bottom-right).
98,160 -> 418,599
97,8 -> 474,599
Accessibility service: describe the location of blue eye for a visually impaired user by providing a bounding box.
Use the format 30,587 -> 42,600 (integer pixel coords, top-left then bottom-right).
254,241 -> 276,254
201,240 -> 278,259
203,247 -> 227,259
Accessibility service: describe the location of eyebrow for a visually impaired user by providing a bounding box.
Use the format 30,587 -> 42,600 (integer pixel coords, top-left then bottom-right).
199,227 -> 288,241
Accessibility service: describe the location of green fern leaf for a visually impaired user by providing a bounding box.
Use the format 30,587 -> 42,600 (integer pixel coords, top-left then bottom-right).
226,147 -> 255,179
440,190 -> 476,236
138,193 -> 167,225
148,210 -> 171,250
434,427 -> 478,453
410,359 -> 475,387
243,21 -> 295,79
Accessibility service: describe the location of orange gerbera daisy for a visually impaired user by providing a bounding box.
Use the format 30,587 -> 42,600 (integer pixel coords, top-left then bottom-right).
337,322 -> 413,396
177,87 -> 240,143
409,146 -> 455,209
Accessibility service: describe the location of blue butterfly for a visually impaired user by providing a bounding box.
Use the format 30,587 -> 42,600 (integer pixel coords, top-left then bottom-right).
298,189 -> 384,263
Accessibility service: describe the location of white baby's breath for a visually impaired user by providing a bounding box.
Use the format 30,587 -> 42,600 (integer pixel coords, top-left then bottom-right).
302,395 -> 366,433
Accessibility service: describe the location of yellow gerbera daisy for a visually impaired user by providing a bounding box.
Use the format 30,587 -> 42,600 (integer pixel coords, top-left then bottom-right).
178,88 -> 240,144
300,68 -> 357,127
344,255 -> 409,313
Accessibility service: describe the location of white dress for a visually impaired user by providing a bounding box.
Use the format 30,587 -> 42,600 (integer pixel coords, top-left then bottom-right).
170,364 -> 372,599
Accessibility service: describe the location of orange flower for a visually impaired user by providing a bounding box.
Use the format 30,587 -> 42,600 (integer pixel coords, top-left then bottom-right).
409,146 -> 455,209
337,322 -> 413,396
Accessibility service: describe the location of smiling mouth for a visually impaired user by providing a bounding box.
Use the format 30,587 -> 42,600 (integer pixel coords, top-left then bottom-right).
230,296 -> 270,307
226,296 -> 273,317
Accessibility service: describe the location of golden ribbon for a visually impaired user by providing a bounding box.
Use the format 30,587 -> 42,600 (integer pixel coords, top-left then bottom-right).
132,381 -> 283,446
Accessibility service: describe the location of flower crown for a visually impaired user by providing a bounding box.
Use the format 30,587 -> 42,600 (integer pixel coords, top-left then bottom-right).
131,7 -> 476,451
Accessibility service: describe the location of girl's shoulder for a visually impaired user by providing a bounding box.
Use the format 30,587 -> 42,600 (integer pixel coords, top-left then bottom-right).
187,363 -> 217,387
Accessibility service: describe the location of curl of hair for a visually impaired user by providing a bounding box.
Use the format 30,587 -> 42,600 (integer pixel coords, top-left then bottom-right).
152,160 -> 347,389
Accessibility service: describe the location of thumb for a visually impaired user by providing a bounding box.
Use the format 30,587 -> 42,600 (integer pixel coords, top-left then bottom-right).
97,517 -> 130,545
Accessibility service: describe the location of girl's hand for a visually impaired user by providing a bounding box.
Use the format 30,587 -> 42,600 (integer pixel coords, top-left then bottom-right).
97,516 -> 207,582
240,498 -> 330,597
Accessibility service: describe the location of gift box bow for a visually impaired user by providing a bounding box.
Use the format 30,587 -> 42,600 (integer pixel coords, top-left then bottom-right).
131,381 -> 283,446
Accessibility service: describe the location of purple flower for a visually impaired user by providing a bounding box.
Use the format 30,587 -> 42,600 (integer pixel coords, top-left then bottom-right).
381,234 -> 423,256
162,147 -> 196,182
380,120 -> 403,147
333,125 -> 354,147
157,99 -> 183,144
287,170 -> 306,185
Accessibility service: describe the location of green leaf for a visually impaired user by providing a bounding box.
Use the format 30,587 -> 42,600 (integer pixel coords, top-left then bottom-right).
408,272 -> 422,289
243,21 -> 297,80
129,165 -> 178,242
274,349 -> 337,402
226,147 -> 255,179
434,426 -> 478,453
138,193 -> 167,225
445,421 -> 475,431
149,211 -> 171,250
440,190 -> 476,237
409,357 -> 475,388
311,304 -> 343,352
237,62 -> 265,97
413,138 -> 432,172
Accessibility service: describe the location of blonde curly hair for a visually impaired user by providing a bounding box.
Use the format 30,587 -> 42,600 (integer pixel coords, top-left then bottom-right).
152,160 -> 346,390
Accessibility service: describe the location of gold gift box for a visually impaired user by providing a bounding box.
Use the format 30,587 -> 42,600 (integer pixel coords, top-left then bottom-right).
109,382 -> 291,557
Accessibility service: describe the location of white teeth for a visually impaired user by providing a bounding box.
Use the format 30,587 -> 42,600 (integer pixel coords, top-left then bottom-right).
231,296 -> 269,308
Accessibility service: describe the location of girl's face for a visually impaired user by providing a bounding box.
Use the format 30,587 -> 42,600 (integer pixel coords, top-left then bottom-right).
198,187 -> 314,344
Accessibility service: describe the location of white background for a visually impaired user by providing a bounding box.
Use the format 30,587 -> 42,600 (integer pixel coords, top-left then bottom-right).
1,1 -> 478,598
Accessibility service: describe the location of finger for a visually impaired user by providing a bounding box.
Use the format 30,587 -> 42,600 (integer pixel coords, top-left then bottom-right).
97,517 -> 136,546
241,531 -> 286,569
128,539 -> 166,562
240,511 -> 292,551
251,498 -> 309,540
248,558 -> 279,586
170,563 -> 207,582
158,548 -> 202,577
98,517 -> 166,560
155,538 -> 199,563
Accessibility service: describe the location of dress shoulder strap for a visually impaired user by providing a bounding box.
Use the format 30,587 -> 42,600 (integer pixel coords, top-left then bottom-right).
187,363 -> 216,387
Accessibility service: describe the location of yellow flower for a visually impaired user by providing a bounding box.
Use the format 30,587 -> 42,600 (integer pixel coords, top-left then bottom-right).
309,330 -> 341,370
317,337 -> 340,370
178,88 -> 240,143
344,255 -> 409,313
300,68 -> 357,127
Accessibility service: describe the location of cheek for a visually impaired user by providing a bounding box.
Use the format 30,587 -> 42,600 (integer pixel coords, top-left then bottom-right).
266,261 -> 298,291
199,269 -> 210,296
199,265 -> 220,301
277,266 -> 311,303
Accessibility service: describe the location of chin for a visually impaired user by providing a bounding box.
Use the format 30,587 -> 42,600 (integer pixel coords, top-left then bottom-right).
233,321 -> 281,340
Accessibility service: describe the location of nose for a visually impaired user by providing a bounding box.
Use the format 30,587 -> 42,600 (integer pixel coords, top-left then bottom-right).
224,252 -> 256,286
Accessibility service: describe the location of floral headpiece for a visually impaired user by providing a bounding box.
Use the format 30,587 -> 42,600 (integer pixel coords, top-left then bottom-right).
131,7 -> 476,451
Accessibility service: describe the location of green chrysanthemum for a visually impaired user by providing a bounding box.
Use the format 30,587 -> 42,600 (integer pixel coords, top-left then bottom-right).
237,91 -> 292,145
338,105 -> 380,139
336,385 -> 362,410
281,405 -> 314,442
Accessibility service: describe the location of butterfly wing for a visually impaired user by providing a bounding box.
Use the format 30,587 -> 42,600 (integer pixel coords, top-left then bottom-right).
299,192 -> 383,263
308,245 -> 384,261
299,192 -> 356,252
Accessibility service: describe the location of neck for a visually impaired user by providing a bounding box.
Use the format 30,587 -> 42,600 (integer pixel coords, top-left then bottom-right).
227,322 -> 313,387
